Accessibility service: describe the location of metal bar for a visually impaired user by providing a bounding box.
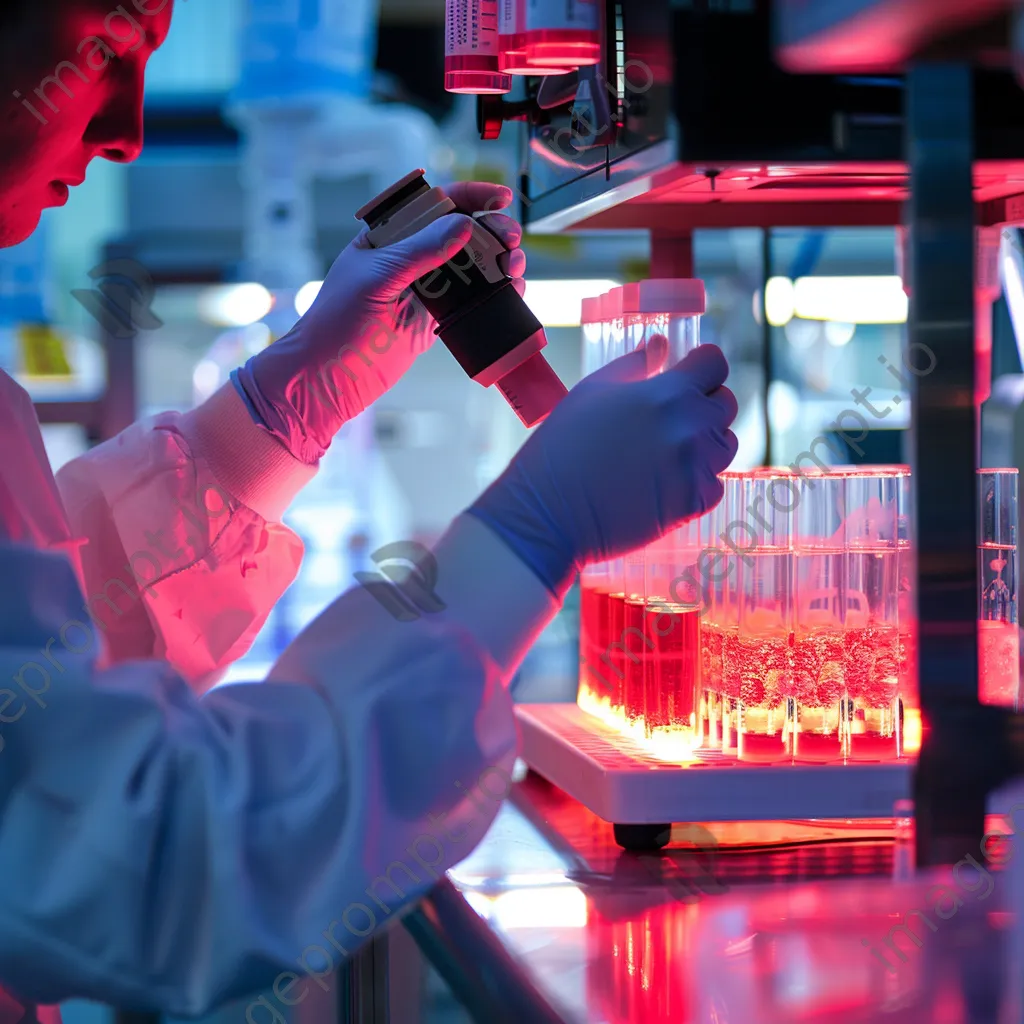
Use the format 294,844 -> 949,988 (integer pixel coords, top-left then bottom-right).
98,242 -> 139,444
403,880 -> 569,1024
905,63 -> 983,866
32,400 -> 103,434
336,936 -> 389,1024
582,198 -> 905,231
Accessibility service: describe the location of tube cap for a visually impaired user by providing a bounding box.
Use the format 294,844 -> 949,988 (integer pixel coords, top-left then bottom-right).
621,279 -> 706,316
581,296 -> 601,326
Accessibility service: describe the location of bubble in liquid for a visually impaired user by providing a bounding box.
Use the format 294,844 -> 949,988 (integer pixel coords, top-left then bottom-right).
817,662 -> 845,706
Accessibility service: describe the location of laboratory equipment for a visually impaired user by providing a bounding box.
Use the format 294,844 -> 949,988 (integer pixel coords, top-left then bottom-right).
445,0 -> 512,95
565,286 -> 920,847
557,464 -> 914,848
732,469 -> 796,763
498,0 -> 601,74
356,169 -> 568,427
698,496 -> 728,750
711,469 -> 745,755
843,467 -> 903,761
481,0 -> 1024,864
895,468 -> 919,744
978,468 -> 1020,707
578,279 -> 706,755
793,469 -> 846,763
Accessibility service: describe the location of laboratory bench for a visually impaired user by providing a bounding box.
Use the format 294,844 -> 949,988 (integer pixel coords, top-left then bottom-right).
420,769 -> 1023,1024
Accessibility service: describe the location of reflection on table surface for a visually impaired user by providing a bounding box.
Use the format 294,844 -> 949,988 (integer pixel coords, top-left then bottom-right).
447,772 -> 1020,1023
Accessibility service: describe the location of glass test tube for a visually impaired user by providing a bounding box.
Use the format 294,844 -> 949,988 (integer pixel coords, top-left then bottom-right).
578,296 -> 610,711
644,521 -> 703,754
843,468 -> 902,761
733,470 -> 795,763
793,470 -> 847,762
630,280 -> 707,749
717,471 -> 747,754
978,469 -> 1019,708
604,289 -> 629,718
698,498 -> 728,750
895,468 -> 920,753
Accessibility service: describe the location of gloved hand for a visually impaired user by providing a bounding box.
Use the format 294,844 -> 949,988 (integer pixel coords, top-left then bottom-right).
469,341 -> 739,596
233,182 -> 527,465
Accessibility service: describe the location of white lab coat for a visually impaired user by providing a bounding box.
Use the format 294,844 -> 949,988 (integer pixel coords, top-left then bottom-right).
0,372 -> 558,1013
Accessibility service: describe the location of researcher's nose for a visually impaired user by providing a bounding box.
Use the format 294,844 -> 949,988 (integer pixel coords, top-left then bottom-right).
84,70 -> 145,164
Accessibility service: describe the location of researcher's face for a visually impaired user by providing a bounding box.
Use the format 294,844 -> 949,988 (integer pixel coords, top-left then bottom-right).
0,0 -> 173,247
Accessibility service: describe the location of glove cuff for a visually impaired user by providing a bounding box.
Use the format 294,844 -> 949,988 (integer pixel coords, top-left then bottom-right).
468,477 -> 579,600
179,384 -> 318,522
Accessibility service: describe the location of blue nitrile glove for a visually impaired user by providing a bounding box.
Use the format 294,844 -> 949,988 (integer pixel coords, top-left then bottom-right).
468,340 -> 740,596
232,182 -> 527,465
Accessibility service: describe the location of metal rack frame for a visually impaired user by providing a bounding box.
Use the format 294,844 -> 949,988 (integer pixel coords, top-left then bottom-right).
31,243 -> 139,446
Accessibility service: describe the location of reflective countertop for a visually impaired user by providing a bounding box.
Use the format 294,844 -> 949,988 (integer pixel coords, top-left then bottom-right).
448,772 -> 1023,1023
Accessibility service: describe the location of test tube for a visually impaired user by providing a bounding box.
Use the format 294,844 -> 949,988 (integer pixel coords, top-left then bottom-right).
445,0 -> 512,94
606,287 -> 624,364
643,522 -> 703,754
602,288 -> 630,722
978,468 -> 1019,708
620,549 -> 648,733
633,280 -> 706,752
793,469 -> 847,762
895,468 -> 920,754
732,470 -> 796,763
697,498 -> 729,750
662,279 -> 705,364
717,470 -> 747,754
843,468 -> 902,761
577,295 -> 610,713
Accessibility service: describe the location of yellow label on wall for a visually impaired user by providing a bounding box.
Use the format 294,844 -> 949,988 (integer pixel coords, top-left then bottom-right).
18,323 -> 72,378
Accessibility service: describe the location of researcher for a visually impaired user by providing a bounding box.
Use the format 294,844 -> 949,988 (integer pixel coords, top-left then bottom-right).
0,0 -> 739,1016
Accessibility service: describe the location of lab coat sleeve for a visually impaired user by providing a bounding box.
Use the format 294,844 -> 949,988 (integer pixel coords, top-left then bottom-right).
55,385 -> 317,689
0,512 -> 560,1015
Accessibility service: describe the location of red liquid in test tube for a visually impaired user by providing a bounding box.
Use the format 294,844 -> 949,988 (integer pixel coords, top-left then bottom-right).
979,619 -> 1019,705
732,470 -> 795,764
841,468 -> 903,762
793,470 -> 848,763
607,591 -> 627,712
645,603 -> 701,733
978,470 -> 1019,708
624,596 -> 648,725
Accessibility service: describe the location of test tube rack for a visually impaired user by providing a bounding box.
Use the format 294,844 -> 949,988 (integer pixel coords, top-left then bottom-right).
515,703 -> 913,850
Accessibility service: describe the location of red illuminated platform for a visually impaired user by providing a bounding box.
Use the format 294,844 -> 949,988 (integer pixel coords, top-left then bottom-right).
516,703 -> 912,827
